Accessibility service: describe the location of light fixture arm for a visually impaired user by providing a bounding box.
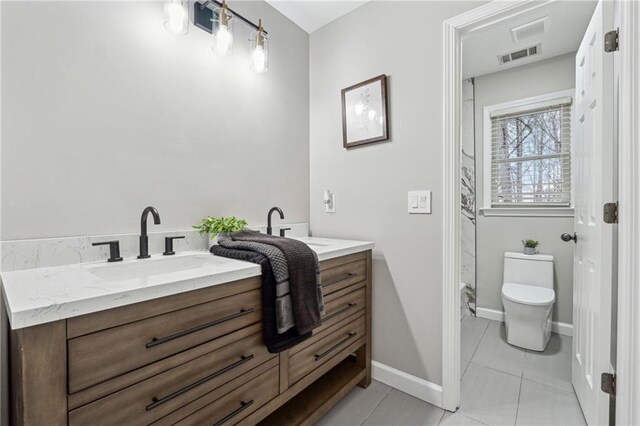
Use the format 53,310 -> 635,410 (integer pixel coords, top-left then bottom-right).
255,19 -> 265,47
194,0 -> 267,35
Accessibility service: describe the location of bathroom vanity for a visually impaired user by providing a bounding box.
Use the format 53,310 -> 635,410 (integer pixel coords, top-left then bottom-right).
3,237 -> 373,426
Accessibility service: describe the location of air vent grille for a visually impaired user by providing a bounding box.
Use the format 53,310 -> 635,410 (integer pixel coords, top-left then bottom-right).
511,49 -> 528,60
497,43 -> 542,65
511,17 -> 548,42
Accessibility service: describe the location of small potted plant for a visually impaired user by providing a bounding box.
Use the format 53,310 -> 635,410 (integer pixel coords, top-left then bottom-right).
521,239 -> 539,255
193,216 -> 248,247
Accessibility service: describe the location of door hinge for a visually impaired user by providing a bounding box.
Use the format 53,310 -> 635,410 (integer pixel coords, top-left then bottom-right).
605,29 -> 619,53
603,202 -> 619,224
601,372 -> 616,396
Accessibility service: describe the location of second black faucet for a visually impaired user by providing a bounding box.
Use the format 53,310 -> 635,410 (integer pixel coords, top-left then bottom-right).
138,206 -> 161,259
266,206 -> 284,235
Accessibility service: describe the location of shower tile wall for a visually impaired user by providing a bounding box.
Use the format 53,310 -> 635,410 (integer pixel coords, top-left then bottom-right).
461,79 -> 476,316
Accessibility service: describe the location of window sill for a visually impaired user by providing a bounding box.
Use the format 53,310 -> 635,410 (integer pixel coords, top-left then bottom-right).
479,207 -> 575,218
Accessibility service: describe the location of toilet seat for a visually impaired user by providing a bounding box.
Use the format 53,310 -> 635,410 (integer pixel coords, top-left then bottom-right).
502,283 -> 555,306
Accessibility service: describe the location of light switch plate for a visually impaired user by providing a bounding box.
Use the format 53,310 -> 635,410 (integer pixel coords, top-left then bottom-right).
408,190 -> 431,214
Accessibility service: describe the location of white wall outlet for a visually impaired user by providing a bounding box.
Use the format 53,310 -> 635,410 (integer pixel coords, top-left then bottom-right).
408,190 -> 431,214
323,190 -> 336,213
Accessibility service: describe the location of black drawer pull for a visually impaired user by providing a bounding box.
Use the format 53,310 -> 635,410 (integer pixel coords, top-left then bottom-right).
146,308 -> 255,349
323,272 -> 357,286
314,332 -> 357,361
322,272 -> 358,286
145,354 -> 254,411
323,303 -> 357,322
212,400 -> 254,426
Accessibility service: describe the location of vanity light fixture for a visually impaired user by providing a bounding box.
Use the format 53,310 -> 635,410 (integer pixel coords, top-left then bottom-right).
163,0 -> 189,35
249,19 -> 268,73
211,0 -> 234,56
191,0 -> 270,72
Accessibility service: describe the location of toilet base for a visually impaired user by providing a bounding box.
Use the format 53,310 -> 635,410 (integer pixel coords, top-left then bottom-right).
502,298 -> 553,351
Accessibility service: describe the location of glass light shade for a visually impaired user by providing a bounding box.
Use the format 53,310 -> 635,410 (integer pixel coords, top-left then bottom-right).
249,30 -> 269,73
163,0 -> 189,35
212,7 -> 234,56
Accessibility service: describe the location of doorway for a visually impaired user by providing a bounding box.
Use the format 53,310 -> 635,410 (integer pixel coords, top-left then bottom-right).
440,0 -> 640,423
459,2 -> 593,424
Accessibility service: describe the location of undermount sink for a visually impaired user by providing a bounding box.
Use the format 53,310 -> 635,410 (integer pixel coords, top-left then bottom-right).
87,253 -> 231,281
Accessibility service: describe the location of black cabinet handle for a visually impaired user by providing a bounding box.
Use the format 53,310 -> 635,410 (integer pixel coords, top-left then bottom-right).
315,332 -> 357,361
323,303 -> 357,322
322,272 -> 357,286
92,241 -> 123,262
212,400 -> 254,426
146,355 -> 254,411
163,236 -> 186,255
146,308 -> 255,349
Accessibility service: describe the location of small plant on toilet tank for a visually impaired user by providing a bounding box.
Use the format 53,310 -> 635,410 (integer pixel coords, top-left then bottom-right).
521,239 -> 539,255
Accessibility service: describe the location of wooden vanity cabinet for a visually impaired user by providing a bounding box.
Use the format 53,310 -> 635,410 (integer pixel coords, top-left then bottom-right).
10,250 -> 372,426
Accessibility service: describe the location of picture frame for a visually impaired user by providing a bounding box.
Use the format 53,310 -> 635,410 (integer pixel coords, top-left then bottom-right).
341,74 -> 389,148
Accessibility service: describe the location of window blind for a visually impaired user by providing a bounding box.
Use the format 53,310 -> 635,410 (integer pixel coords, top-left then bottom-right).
490,101 -> 572,207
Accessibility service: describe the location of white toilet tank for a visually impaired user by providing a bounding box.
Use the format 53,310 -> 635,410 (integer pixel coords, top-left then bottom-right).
503,252 -> 554,289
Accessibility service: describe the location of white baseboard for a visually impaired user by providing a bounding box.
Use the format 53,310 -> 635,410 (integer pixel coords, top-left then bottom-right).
551,321 -> 573,336
476,307 -> 573,337
371,361 -> 442,408
476,307 -> 506,322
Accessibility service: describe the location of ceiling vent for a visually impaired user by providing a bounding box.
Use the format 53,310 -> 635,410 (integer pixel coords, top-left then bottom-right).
511,17 -> 548,43
498,44 -> 542,65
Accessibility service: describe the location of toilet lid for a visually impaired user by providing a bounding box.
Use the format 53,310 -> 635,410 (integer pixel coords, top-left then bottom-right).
502,283 -> 555,306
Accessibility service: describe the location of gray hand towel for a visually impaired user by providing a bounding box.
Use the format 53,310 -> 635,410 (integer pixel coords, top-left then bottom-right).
231,230 -> 324,334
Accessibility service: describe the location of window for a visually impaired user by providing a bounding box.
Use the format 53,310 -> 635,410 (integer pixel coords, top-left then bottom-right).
484,91 -> 573,213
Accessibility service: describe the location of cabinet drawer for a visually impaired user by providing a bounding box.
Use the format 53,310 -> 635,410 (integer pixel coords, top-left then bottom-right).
174,365 -> 279,426
289,312 -> 365,385
69,332 -> 274,426
321,260 -> 366,295
322,286 -> 365,329
68,289 -> 262,393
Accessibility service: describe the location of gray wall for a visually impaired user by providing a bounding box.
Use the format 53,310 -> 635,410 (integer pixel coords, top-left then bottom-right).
473,54 -> 576,324
310,1 -> 481,385
0,3 -> 308,423
1,1 -> 310,240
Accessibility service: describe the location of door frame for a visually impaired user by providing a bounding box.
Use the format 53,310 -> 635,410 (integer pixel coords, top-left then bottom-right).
441,0 -> 640,418
613,1 -> 640,423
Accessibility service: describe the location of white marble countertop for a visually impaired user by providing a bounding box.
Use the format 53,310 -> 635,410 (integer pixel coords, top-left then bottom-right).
2,237 -> 373,330
290,237 -> 374,262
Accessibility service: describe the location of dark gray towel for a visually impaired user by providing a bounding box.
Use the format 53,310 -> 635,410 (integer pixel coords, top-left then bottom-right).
217,234 -> 296,334
210,245 -> 311,353
231,230 -> 323,334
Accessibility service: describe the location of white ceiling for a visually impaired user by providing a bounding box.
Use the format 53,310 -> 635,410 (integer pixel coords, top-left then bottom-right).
265,0 -> 370,33
462,1 -> 597,79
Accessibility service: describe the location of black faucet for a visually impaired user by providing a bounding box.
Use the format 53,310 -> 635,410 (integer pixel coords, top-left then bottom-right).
138,206 -> 161,259
267,206 -> 284,235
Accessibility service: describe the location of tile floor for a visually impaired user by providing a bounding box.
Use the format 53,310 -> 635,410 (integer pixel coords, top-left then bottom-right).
316,317 -> 586,426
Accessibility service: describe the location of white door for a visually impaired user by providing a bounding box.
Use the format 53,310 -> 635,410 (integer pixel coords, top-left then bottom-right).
572,1 -> 615,425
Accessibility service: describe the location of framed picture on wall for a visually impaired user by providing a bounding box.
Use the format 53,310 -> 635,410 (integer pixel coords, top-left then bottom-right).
341,74 -> 389,148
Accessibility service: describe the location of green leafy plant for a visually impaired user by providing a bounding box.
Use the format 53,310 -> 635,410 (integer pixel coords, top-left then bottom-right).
193,216 -> 248,237
522,239 -> 540,248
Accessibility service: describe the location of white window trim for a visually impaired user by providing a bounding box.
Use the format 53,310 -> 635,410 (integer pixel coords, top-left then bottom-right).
479,207 -> 575,217
482,89 -> 575,217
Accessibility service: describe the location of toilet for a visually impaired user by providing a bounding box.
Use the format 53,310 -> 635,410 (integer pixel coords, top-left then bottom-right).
501,252 -> 555,351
